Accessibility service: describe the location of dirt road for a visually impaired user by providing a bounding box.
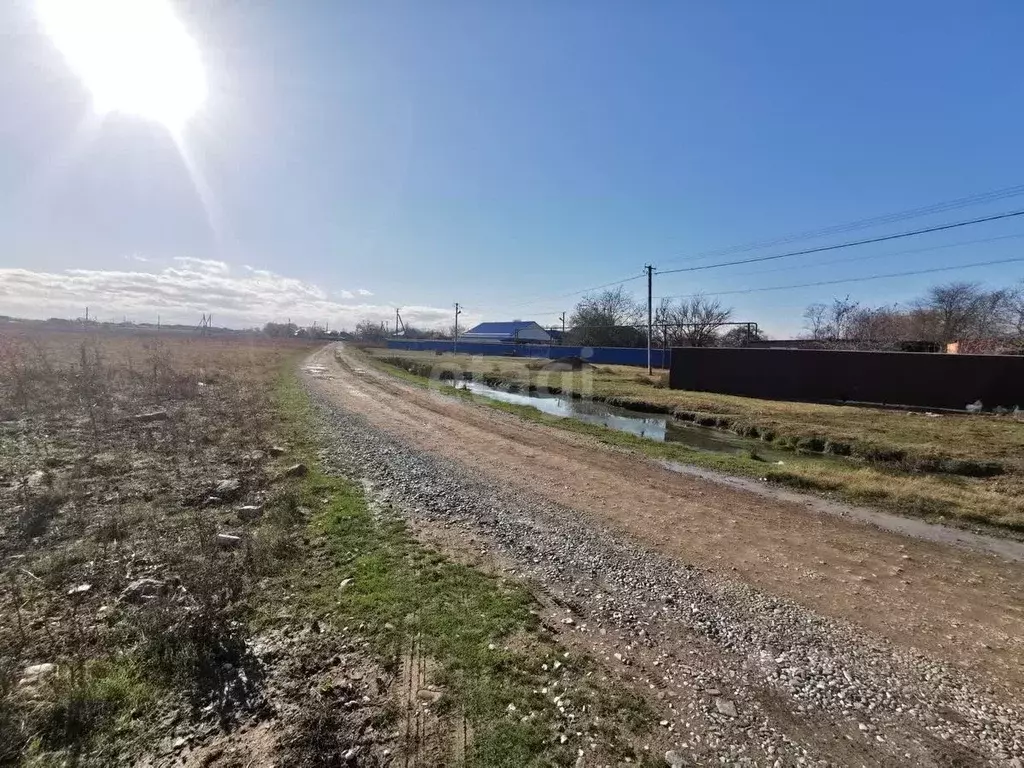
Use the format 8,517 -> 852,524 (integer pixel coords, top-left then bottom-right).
304,344 -> 1024,764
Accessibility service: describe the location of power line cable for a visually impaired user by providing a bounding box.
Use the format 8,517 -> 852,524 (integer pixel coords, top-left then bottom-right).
659,182 -> 1024,267
502,236 -> 1024,316
706,230 -> 1024,280
657,209 -> 1024,276
494,188 -> 1024,315
654,256 -> 1024,301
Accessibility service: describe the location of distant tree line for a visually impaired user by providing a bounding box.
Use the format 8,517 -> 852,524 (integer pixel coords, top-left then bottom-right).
565,286 -> 753,348
803,281 -> 1024,351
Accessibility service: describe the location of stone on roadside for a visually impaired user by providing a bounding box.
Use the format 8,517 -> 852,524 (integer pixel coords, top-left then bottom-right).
121,578 -> 165,602
268,445 -> 286,457
215,478 -> 242,498
237,505 -> 264,522
131,409 -> 168,423
282,463 -> 308,479
19,663 -> 56,687
216,533 -> 242,548
665,750 -> 687,767
714,697 -> 738,718
67,583 -> 92,597
25,470 -> 46,488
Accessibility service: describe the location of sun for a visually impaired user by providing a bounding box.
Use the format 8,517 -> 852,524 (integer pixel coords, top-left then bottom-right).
37,0 -> 207,132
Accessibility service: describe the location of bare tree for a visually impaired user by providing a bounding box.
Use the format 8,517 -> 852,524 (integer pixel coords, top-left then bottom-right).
801,281 -> 1024,352
263,321 -> 298,338
913,282 -> 1012,342
568,286 -> 645,347
1007,282 -> 1024,338
719,325 -> 767,347
657,295 -> 733,347
802,296 -> 859,341
847,304 -> 910,343
353,320 -> 388,343
803,303 -> 828,340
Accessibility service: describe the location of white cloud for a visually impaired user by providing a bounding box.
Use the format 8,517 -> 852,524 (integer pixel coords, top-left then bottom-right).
173,256 -> 229,275
357,288 -> 373,296
0,262 -> 448,330
126,254 -> 149,263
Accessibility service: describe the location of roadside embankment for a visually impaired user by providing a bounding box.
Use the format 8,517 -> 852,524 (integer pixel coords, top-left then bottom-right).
364,348 -> 1024,533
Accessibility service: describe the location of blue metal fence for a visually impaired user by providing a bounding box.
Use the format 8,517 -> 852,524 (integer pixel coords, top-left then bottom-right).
384,339 -> 668,368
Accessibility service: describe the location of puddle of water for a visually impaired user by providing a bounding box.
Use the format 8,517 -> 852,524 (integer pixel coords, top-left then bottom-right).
452,381 -> 789,460
302,365 -> 334,379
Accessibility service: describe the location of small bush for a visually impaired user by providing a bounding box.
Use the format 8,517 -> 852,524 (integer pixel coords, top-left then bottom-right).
936,458 -> 1004,478
795,436 -> 826,453
823,440 -> 852,456
851,442 -> 906,464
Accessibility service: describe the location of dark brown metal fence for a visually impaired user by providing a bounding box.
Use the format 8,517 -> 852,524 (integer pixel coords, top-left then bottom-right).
668,347 -> 1024,410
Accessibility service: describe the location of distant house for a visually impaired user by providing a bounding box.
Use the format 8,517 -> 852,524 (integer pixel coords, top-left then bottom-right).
461,321 -> 553,344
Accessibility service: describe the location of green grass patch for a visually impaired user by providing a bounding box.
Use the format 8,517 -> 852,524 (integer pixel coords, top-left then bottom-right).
272,366 -> 648,766
21,660 -> 157,766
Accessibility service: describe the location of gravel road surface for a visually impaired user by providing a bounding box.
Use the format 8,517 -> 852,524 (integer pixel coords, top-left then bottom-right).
302,344 -> 1024,767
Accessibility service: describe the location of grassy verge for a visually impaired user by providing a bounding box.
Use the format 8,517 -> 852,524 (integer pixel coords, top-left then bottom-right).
267,370 -> 655,766
358,349 -> 1024,533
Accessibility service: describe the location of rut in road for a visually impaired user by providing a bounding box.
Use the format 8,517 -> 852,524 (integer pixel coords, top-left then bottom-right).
303,345 -> 1024,766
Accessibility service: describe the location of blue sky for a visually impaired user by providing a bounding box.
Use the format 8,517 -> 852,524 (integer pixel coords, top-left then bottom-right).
2,0 -> 1023,334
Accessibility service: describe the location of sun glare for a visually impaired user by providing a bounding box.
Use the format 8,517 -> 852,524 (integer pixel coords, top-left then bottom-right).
37,0 -> 207,132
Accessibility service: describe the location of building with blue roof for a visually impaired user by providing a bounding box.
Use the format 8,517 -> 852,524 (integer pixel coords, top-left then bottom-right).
461,321 -> 554,344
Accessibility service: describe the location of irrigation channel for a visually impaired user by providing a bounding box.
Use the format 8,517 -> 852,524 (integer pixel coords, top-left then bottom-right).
449,380 -> 795,460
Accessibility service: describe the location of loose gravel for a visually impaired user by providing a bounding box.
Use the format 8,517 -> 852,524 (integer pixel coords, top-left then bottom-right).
306,382 -> 1024,768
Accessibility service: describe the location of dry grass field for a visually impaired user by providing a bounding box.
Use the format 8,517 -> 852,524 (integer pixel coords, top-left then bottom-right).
0,327 -> 321,764
0,330 -> 655,766
366,348 -> 1024,531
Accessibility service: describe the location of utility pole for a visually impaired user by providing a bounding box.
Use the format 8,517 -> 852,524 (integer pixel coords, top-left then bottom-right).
560,311 -> 566,337
454,303 -> 462,355
644,264 -> 655,374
